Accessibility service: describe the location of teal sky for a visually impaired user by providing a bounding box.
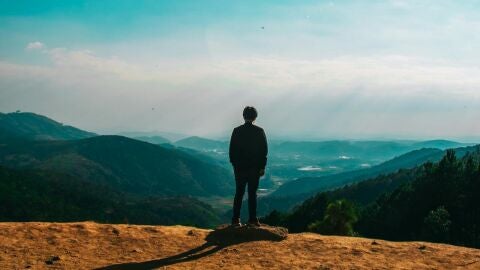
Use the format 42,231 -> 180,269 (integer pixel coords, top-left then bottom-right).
1,0 -> 479,140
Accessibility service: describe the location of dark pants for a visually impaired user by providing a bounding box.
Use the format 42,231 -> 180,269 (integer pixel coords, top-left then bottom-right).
232,168 -> 260,222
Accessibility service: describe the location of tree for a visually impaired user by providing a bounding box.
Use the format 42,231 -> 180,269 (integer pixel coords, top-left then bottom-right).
261,210 -> 287,227
423,206 -> 451,242
308,199 -> 358,236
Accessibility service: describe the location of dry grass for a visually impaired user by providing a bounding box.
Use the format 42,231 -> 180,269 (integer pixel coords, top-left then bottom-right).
0,222 -> 479,269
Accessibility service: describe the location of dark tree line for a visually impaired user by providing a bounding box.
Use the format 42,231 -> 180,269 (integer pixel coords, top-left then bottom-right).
0,166 -> 222,228
358,149 -> 480,247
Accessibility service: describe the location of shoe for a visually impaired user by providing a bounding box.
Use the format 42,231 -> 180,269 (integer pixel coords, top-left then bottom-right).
247,218 -> 261,227
231,218 -> 242,227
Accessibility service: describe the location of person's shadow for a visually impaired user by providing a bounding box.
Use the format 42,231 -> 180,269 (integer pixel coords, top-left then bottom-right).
94,224 -> 287,270
94,242 -> 223,270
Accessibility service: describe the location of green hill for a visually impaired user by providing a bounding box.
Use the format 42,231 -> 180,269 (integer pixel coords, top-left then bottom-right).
0,135 -> 234,197
0,112 -> 95,140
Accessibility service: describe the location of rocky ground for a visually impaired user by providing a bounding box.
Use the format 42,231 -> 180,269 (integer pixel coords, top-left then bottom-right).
0,222 -> 479,269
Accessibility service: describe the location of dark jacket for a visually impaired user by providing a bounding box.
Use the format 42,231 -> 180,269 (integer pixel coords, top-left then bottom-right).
229,122 -> 268,170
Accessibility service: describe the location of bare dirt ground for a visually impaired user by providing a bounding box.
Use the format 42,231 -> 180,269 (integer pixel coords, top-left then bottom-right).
0,222 -> 479,269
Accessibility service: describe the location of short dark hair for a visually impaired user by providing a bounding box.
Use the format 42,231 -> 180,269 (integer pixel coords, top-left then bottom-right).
243,106 -> 258,120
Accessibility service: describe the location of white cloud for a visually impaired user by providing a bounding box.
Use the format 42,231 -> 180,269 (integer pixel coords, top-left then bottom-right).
25,41 -> 45,51
17,46 -> 480,97
2,44 -> 480,139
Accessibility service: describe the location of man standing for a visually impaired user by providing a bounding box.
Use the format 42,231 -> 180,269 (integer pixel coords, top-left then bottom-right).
229,106 -> 268,227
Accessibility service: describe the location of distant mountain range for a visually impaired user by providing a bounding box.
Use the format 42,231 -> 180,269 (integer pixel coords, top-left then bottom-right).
169,137 -> 470,161
272,145 -> 476,198
118,131 -> 189,142
167,135 -> 473,184
132,135 -> 171,145
175,136 -> 228,152
272,148 -> 444,197
270,139 -> 470,161
0,112 -> 96,140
